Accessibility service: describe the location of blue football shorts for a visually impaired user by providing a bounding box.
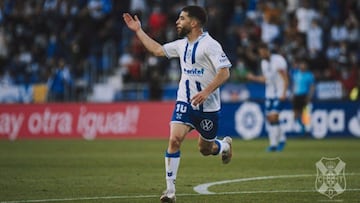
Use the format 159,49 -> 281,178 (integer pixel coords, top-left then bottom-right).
265,98 -> 285,115
170,101 -> 219,141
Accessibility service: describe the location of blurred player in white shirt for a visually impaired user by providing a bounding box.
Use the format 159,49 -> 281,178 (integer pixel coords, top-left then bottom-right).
123,5 -> 232,203
247,42 -> 289,152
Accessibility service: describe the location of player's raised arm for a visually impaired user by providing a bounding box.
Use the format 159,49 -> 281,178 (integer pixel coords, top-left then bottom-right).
123,13 -> 165,57
278,69 -> 289,101
246,72 -> 266,83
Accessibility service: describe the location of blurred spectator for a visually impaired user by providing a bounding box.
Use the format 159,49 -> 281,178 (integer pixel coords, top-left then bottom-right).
345,11 -> 359,51
285,0 -> 298,16
337,52 -> 359,98
306,19 -> 323,58
261,15 -> 280,46
295,0 -> 319,40
47,58 -> 73,102
230,58 -> 249,83
0,69 -> 14,86
146,55 -> 163,101
118,47 -> 142,83
206,3 -> 225,44
130,0 -> 147,17
0,0 -> 358,103
330,19 -> 348,43
87,0 -> 111,20
0,26 -> 8,57
231,0 -> 246,27
148,4 -> 167,40
326,41 -> 341,61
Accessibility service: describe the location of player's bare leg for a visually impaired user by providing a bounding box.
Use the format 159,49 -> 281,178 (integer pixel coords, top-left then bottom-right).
198,136 -> 232,164
161,123 -> 190,203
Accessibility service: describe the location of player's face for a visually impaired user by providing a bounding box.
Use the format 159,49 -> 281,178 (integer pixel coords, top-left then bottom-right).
176,11 -> 192,38
299,62 -> 307,71
258,48 -> 270,59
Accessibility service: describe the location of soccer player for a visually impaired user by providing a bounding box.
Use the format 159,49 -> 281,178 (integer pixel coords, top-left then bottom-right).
123,6 -> 233,203
246,42 -> 289,152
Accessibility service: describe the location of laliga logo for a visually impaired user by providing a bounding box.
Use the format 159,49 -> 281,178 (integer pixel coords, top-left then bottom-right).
348,108 -> 360,137
315,157 -> 346,199
235,102 -> 263,140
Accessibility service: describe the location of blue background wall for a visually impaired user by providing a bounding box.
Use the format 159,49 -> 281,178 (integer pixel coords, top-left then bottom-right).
218,101 -> 360,139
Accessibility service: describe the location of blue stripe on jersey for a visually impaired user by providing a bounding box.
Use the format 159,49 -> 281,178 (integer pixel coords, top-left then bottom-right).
192,41 -> 199,64
183,43 -> 189,63
196,81 -> 203,111
185,79 -> 190,103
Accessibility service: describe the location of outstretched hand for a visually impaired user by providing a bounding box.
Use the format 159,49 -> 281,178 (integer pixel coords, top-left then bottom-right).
246,72 -> 255,81
123,13 -> 141,32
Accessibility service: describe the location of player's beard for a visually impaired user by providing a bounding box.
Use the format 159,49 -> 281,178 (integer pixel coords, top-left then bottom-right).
177,26 -> 191,38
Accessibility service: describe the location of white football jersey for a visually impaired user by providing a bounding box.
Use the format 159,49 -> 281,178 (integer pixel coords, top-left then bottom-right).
261,54 -> 287,99
163,32 -> 232,112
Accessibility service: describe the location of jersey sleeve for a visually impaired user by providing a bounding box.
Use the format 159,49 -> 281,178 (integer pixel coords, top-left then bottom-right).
163,40 -> 181,59
206,41 -> 232,70
274,55 -> 287,71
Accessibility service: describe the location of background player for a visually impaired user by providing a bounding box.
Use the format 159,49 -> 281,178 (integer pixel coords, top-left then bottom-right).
290,58 -> 315,134
123,5 -> 232,203
246,42 -> 289,152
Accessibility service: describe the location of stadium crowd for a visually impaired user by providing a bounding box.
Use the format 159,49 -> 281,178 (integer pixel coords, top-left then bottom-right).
0,0 -> 359,102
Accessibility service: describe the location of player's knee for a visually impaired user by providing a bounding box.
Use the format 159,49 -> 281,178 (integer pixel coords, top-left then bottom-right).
169,137 -> 181,150
199,146 -> 212,156
267,116 -> 279,124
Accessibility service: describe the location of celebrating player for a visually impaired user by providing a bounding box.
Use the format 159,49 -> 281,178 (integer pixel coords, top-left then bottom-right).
123,5 -> 233,203
247,42 -> 289,152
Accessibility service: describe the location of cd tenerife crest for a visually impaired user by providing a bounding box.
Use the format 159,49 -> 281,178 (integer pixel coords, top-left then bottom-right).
315,157 -> 346,199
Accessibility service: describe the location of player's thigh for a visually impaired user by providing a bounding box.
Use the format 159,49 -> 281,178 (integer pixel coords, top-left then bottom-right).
266,112 -> 279,123
170,122 -> 192,143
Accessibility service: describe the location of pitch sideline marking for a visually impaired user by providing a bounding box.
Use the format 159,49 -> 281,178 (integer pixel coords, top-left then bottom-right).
193,173 -> 360,194
3,189 -> 360,203
1,173 -> 359,203
194,174 -> 312,194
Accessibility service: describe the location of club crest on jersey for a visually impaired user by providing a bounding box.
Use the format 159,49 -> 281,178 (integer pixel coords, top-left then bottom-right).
176,113 -> 182,120
219,52 -> 229,63
315,157 -> 346,199
200,119 -> 213,131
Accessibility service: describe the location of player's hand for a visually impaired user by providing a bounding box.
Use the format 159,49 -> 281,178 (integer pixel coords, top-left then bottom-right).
123,13 -> 141,32
191,91 -> 209,107
246,72 -> 255,81
279,94 -> 286,101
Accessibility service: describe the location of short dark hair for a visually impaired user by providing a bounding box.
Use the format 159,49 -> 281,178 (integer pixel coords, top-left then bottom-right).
181,6 -> 207,26
257,42 -> 269,50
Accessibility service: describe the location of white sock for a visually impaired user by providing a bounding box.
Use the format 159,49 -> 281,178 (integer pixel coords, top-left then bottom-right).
278,127 -> 286,143
267,122 -> 279,147
165,151 -> 180,194
214,139 -> 229,155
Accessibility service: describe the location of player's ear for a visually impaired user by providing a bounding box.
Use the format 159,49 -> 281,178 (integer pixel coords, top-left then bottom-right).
190,19 -> 198,28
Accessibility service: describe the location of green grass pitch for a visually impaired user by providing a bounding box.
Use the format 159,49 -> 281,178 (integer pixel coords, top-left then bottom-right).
0,138 -> 359,203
